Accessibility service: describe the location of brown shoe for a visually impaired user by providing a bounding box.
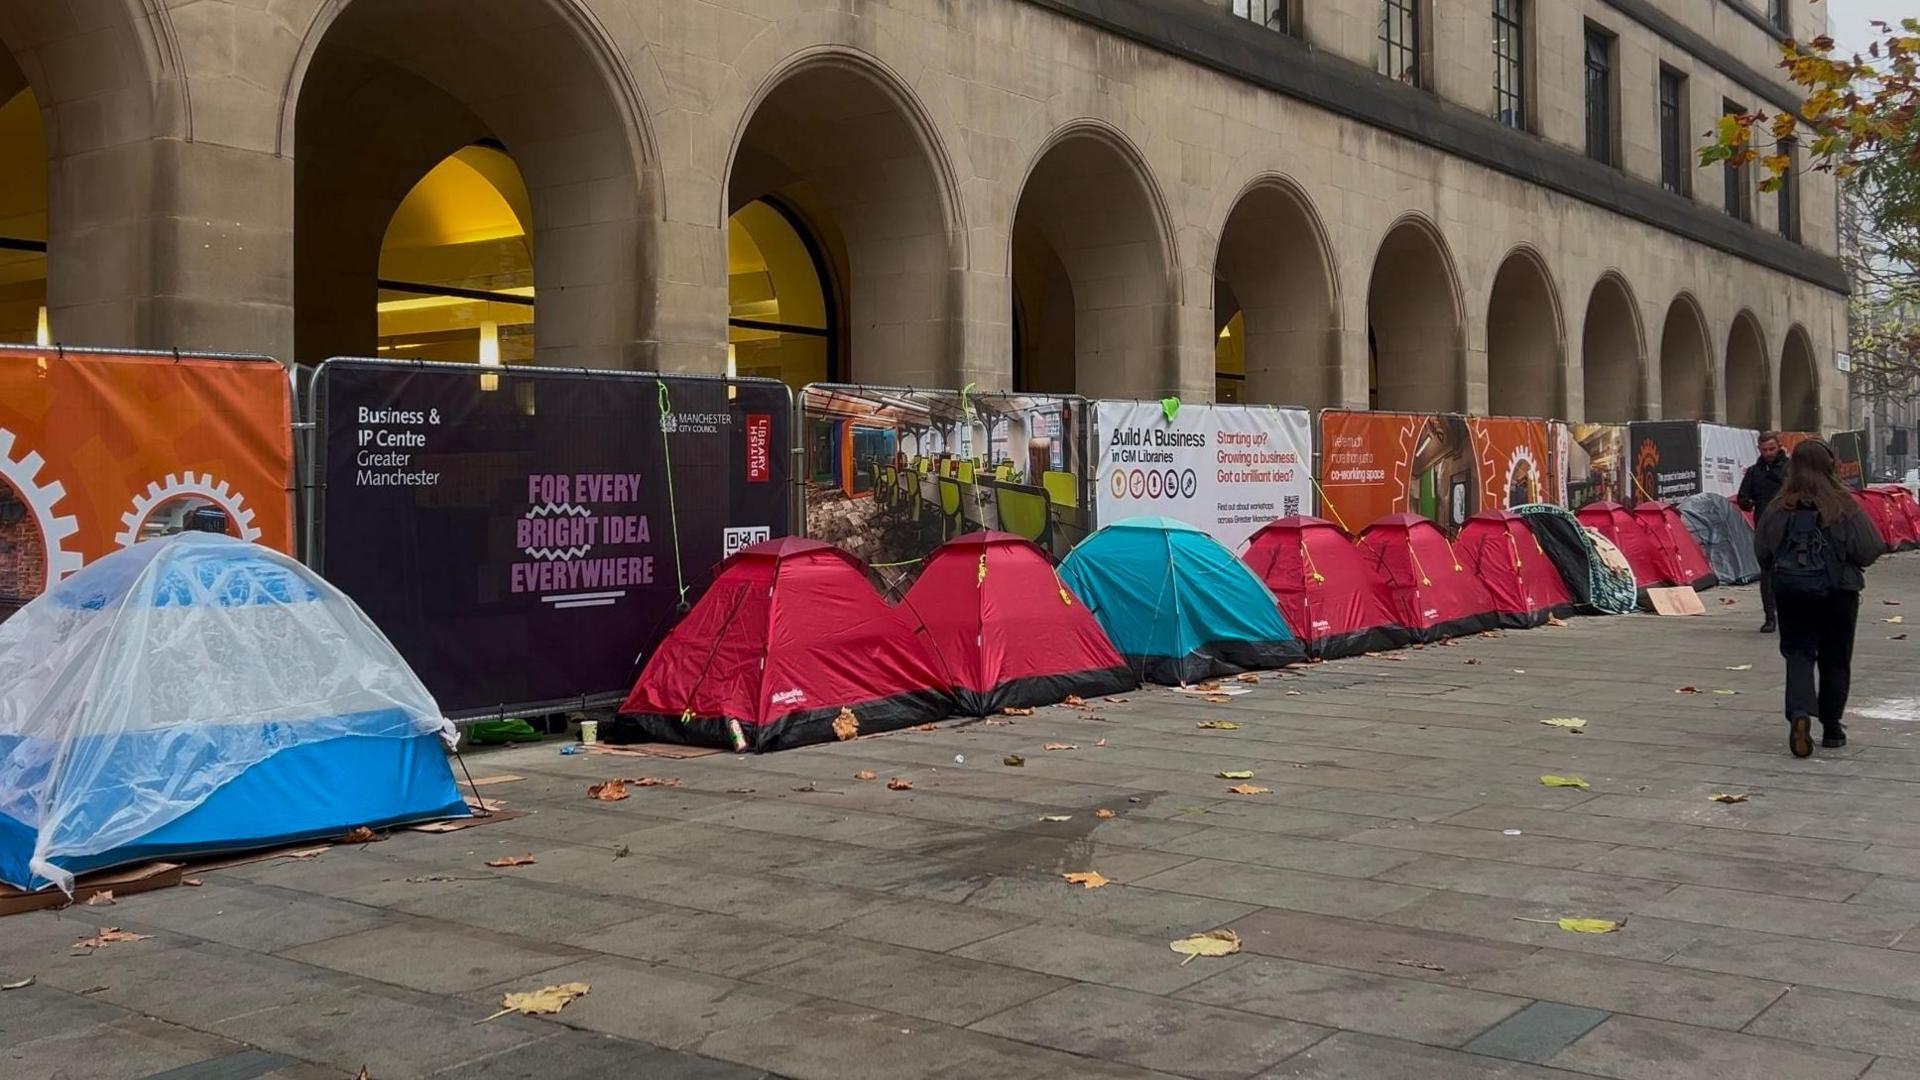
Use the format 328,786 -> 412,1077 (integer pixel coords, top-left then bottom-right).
1789,715 -> 1813,759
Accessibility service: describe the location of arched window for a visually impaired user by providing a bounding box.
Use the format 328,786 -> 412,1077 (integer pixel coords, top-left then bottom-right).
376,143 -> 534,364
727,198 -> 835,389
0,85 -> 48,346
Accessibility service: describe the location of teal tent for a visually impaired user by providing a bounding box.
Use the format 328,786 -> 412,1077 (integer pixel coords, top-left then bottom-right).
1058,517 -> 1302,684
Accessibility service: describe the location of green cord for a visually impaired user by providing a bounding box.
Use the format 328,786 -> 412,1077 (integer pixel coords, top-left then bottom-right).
657,380 -> 690,611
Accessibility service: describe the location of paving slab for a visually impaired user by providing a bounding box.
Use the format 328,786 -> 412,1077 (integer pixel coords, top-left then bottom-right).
2,1015 -> 246,1080
955,921 -> 1248,994
748,935 -> 1068,1025
1176,955 -> 1529,1046
1745,985 -> 1920,1060
477,955 -> 805,1051
1256,1030 -> 1587,1078
1458,948 -> 1789,1029
1463,1002 -> 1611,1063
1549,1014 -> 1873,1080
276,919 -> 585,993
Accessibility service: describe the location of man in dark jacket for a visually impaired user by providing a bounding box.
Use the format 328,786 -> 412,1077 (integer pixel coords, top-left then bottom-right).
1737,432 -> 1788,631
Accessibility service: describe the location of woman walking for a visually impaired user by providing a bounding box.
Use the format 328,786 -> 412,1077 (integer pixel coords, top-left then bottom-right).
1754,439 -> 1885,758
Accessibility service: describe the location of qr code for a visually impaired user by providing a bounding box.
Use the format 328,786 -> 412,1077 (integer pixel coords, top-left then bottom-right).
723,526 -> 771,557
1282,495 -> 1301,517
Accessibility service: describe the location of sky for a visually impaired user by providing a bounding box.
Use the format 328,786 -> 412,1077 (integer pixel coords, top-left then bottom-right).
1823,0 -> 1909,54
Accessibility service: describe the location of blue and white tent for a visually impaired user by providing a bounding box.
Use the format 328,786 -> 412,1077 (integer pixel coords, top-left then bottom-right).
1058,517 -> 1302,685
0,533 -> 466,892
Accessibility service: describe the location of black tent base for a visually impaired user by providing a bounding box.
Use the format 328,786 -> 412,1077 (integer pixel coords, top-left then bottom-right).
607,689 -> 955,753
1129,638 -> 1306,686
1307,624 -> 1414,661
1406,613 -> 1502,645
952,666 -> 1139,717
1492,602 -> 1577,630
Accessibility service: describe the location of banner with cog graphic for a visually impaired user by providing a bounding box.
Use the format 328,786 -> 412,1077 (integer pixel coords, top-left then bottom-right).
0,346 -> 293,614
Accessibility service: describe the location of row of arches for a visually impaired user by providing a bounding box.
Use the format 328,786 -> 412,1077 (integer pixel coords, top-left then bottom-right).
0,0 -> 1824,430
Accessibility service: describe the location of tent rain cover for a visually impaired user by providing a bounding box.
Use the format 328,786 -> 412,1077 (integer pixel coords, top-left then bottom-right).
0,534 -> 459,892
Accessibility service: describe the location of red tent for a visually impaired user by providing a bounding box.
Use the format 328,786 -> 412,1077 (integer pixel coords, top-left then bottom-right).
1456,510 -> 1575,628
1243,516 -> 1410,658
1356,514 -> 1499,643
1630,502 -> 1718,590
1576,502 -> 1667,588
609,538 -> 951,751
903,532 -> 1134,714
1869,486 -> 1920,551
1854,488 -> 1912,551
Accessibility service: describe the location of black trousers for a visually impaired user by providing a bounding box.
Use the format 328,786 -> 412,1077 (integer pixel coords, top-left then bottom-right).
1759,569 -> 1776,620
1777,590 -> 1860,725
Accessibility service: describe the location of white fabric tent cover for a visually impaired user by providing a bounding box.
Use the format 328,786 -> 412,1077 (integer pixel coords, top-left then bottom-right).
0,533 -> 453,891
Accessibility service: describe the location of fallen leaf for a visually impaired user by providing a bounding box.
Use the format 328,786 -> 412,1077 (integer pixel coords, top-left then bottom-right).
1235,673 -> 1260,684
1063,695 -> 1089,708
1192,681 -> 1223,692
1169,929 -> 1241,963
628,776 -> 682,787
792,782 -> 818,793
728,787 -> 757,794
1546,615 -> 1569,627
1,976 -> 33,990
485,854 -> 537,868
1713,689 -> 1739,696
1726,664 -> 1754,671
1003,755 -> 1025,767
1095,738 -> 1107,747
1888,616 -> 1906,625
1559,917 -> 1623,934
1040,815 -> 1074,822
481,981 -> 590,1023
1226,783 -> 1271,795
283,846 -> 326,860
587,779 -> 630,802
1063,871 -> 1110,889
611,844 -> 630,859
1675,686 -> 1701,695
912,723 -> 939,731
1512,669 -> 1527,674
1217,770 -> 1255,779
1710,793 -> 1750,804
1202,694 -> 1233,704
1394,959 -> 1446,972
1464,658 -> 1482,665
1000,707 -> 1035,717
341,826 -> 381,844
1540,775 -> 1590,789
854,770 -> 877,781
1886,600 -> 1903,606
1894,633 -> 1911,641
1095,809 -> 1116,819
1044,743 -> 1078,751
83,890 -> 115,907
1197,720 -> 1241,730
182,879 -> 202,887
886,777 -> 913,791
72,928 -> 152,951
1719,597 -> 1738,606
1108,697 -> 1131,704
1541,717 -> 1586,730
353,1069 -> 369,1080
832,707 -> 860,741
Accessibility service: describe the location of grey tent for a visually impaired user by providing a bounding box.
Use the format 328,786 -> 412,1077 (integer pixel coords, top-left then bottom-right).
1677,493 -> 1761,585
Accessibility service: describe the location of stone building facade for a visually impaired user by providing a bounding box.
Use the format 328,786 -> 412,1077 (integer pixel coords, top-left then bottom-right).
0,0 -> 1846,427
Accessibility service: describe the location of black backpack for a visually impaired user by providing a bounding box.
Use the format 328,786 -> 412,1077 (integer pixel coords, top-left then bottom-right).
1773,509 -> 1841,599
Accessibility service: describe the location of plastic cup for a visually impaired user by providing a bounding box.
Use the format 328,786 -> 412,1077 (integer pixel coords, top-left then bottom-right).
579,720 -> 599,745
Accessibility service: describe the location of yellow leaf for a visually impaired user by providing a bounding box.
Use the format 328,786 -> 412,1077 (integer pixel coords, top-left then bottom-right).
1226,783 -> 1271,795
1095,809 -> 1117,819
1063,871 -> 1109,889
1000,707 -> 1035,717
1218,770 -> 1255,779
485,854 -> 537,868
854,770 -> 877,781
886,777 -> 913,791
587,779 -> 629,802
1710,793 -> 1750,804
1169,929 -> 1242,961
1044,743 -> 1078,751
1203,694 -> 1233,704
482,982 -> 590,1022
1197,720 -> 1241,730
1887,615 -> 1905,624
1540,775 -> 1590,789
832,708 -> 860,741
1558,917 -> 1623,934
1540,718 -> 1586,730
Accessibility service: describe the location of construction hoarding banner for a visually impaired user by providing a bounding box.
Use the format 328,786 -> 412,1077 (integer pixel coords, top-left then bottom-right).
0,346 -> 294,614
315,359 -> 791,716
1091,400 -> 1312,551
1831,429 -> 1870,489
1699,423 -> 1761,499
1462,416 -> 1557,513
1627,421 -> 1703,503
1318,411 -> 1553,531
1567,423 -> 1630,509
799,384 -> 1090,589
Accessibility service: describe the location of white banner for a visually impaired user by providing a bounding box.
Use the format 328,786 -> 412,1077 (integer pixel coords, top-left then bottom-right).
1700,423 -> 1759,498
1092,400 -> 1314,550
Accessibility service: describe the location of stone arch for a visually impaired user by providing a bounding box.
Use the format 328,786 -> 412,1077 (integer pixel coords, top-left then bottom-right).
1726,310 -> 1771,429
1581,273 -> 1646,422
1484,246 -> 1564,417
1366,214 -> 1465,412
725,50 -> 965,388
1659,293 -> 1714,420
1212,175 -> 1341,407
288,0 -> 657,367
0,41 -> 45,344
1779,324 -> 1819,431
1009,121 -> 1178,397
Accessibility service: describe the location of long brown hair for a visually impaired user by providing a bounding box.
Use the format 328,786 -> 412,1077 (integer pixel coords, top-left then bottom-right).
1774,439 -> 1856,525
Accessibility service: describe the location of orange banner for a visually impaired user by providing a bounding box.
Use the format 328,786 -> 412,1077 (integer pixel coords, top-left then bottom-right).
1463,416 -> 1554,512
0,347 -> 293,609
1319,411 -> 1554,532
